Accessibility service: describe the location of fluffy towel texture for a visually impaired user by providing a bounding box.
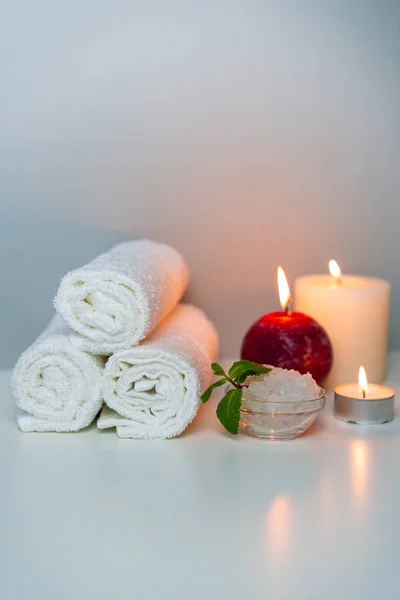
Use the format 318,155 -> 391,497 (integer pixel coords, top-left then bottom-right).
54,240 -> 189,354
12,315 -> 104,432
97,304 -> 218,439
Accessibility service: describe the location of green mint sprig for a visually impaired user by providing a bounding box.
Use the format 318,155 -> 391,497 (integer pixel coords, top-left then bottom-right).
201,360 -> 272,435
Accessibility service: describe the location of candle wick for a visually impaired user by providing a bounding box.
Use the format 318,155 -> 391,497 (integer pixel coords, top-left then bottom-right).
362,389 -> 366,399
337,275 -> 343,286
285,297 -> 293,316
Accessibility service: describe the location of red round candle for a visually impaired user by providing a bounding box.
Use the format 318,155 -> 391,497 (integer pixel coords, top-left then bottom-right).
241,311 -> 333,386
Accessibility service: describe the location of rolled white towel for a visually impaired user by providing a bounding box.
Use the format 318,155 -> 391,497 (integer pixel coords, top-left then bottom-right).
97,304 -> 219,439
54,240 -> 189,354
12,315 -> 104,432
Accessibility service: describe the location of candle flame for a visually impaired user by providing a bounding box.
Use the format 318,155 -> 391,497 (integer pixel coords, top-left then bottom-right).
329,259 -> 342,282
277,266 -> 292,310
359,366 -> 368,398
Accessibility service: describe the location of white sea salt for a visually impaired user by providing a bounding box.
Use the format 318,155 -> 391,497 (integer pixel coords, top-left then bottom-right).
240,367 -> 324,438
246,367 -> 320,403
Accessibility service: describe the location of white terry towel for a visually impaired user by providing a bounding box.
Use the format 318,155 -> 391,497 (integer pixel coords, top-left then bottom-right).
97,304 -> 219,439
12,315 -> 104,432
54,239 -> 189,354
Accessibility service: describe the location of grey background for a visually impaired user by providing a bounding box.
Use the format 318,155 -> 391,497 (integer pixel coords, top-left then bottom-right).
1,0 -> 400,367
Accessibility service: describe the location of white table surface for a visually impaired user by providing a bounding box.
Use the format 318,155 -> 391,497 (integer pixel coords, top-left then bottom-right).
2,355 -> 400,600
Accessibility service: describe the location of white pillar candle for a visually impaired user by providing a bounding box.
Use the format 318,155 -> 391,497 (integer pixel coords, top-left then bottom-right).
294,262 -> 390,389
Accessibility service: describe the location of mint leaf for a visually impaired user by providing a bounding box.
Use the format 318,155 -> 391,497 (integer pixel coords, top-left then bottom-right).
236,367 -> 272,385
216,388 -> 243,435
212,363 -> 227,377
229,360 -> 272,383
200,378 -> 227,404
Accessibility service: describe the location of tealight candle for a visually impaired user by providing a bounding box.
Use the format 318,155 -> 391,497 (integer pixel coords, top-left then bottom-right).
334,366 -> 395,424
294,260 -> 390,389
241,267 -> 333,386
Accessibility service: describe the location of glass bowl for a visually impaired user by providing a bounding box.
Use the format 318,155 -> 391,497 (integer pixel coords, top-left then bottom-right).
239,386 -> 326,440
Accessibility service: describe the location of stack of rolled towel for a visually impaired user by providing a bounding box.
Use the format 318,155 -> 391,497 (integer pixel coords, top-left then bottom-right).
12,240 -> 219,438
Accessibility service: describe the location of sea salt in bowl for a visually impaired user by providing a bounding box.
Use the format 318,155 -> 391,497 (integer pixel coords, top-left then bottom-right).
239,367 -> 326,440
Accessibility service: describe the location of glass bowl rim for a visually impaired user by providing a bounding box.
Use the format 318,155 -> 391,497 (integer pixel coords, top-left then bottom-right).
239,386 -> 326,414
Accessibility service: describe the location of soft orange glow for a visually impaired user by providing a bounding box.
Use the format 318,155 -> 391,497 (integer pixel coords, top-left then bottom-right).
329,259 -> 342,282
277,266 -> 291,310
265,494 -> 293,566
359,366 -> 368,397
350,439 -> 369,512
